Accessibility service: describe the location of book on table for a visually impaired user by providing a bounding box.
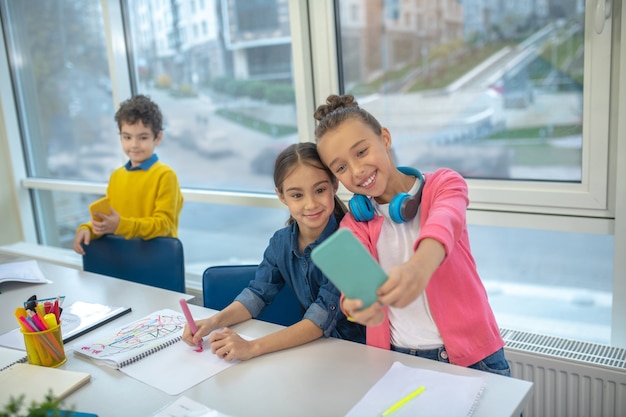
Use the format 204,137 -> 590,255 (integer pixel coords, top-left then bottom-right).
0,362 -> 91,413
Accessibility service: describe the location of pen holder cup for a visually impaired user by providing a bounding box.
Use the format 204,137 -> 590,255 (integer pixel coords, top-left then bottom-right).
21,322 -> 66,367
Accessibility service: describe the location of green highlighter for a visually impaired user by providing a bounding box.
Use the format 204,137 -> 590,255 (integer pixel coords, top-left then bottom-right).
311,228 -> 387,308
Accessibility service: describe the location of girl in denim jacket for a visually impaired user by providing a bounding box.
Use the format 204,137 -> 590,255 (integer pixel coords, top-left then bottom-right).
182,142 -> 365,361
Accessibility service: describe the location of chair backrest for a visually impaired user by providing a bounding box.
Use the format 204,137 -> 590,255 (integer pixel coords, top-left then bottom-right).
82,234 -> 186,293
202,265 -> 302,327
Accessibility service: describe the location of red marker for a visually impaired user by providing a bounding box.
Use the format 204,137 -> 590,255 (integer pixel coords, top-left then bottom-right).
53,296 -> 61,324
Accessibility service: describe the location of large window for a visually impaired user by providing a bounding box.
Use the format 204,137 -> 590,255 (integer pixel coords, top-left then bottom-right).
0,0 -> 623,346
0,0 -> 118,247
469,224 -> 612,344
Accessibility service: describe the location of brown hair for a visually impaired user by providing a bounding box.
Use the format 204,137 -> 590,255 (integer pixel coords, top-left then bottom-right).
274,142 -> 347,225
115,94 -> 163,138
313,94 -> 382,142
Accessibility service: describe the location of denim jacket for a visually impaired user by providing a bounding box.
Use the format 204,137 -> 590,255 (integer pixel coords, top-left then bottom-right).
235,215 -> 365,342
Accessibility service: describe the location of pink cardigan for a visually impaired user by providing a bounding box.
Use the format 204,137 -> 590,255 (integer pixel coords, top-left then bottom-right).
341,168 -> 504,367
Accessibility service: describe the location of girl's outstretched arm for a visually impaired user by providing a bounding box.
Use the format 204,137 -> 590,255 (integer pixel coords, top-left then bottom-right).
208,319 -> 323,361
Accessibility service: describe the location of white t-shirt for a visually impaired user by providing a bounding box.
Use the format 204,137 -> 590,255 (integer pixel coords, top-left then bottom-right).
373,180 -> 444,349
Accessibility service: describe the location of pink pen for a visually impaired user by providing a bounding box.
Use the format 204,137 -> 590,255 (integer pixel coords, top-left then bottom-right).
31,313 -> 48,331
179,298 -> 203,352
19,316 -> 38,332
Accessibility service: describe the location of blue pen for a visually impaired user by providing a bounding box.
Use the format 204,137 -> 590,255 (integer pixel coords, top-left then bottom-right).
25,315 -> 41,331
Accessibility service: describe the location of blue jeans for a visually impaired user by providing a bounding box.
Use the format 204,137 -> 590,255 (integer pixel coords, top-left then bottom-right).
391,345 -> 511,377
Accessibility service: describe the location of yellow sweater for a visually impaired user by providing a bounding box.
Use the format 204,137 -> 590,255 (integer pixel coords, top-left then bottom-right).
78,161 -> 183,239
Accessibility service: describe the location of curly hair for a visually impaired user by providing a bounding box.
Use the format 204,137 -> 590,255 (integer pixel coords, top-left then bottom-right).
114,94 -> 163,138
313,94 -> 382,142
274,142 -> 347,225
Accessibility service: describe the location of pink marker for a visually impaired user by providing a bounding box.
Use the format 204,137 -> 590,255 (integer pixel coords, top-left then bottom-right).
19,316 -> 38,332
179,298 -> 203,352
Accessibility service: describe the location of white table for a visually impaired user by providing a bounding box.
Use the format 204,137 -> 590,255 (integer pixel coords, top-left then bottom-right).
0,256 -> 532,417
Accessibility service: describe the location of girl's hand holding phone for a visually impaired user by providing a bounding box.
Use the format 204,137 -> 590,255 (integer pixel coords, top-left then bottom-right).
342,297 -> 386,327
377,262 -> 426,308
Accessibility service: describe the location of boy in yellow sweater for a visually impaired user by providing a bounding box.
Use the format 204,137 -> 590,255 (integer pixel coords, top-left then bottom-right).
73,94 -> 183,255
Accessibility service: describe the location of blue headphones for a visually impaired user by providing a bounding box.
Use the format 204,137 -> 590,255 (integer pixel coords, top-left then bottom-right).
348,167 -> 425,223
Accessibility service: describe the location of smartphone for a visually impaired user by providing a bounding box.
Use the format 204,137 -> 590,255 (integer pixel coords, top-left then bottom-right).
311,228 -> 387,308
89,197 -> 111,222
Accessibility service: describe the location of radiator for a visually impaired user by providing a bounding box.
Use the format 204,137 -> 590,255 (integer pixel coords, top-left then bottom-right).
501,329 -> 626,417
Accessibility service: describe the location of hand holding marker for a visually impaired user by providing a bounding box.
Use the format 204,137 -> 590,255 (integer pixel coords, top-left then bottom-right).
179,298 -> 203,352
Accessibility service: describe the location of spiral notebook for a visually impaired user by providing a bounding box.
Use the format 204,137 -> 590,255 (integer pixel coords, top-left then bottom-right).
71,308 -> 240,395
0,346 -> 27,372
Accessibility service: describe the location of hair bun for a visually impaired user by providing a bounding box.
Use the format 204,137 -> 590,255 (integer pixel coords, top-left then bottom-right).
314,94 -> 359,121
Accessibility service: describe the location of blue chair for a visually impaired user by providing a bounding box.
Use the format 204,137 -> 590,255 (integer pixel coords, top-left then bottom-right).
202,265 -> 303,326
82,234 -> 186,293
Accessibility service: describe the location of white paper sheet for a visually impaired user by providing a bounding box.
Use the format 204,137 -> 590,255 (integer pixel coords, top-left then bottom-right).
0,328 -> 23,350
121,338 -> 238,395
153,396 -> 235,417
0,260 -> 48,284
345,361 -> 486,417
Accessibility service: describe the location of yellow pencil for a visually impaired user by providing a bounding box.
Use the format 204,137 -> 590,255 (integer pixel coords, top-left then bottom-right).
381,385 -> 425,416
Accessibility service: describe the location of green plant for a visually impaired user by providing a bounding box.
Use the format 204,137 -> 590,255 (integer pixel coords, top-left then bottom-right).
1,391 -> 74,417
266,84 -> 294,104
215,108 -> 296,137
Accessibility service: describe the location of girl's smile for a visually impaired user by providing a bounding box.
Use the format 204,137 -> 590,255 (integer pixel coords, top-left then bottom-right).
359,172 -> 377,189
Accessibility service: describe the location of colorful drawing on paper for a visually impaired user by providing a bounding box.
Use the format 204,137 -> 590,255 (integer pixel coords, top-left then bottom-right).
78,312 -> 186,359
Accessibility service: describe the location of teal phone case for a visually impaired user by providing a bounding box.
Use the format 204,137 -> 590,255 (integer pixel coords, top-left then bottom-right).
311,228 -> 387,308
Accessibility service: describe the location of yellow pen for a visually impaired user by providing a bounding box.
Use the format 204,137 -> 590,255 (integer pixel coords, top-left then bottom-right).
381,385 -> 425,417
